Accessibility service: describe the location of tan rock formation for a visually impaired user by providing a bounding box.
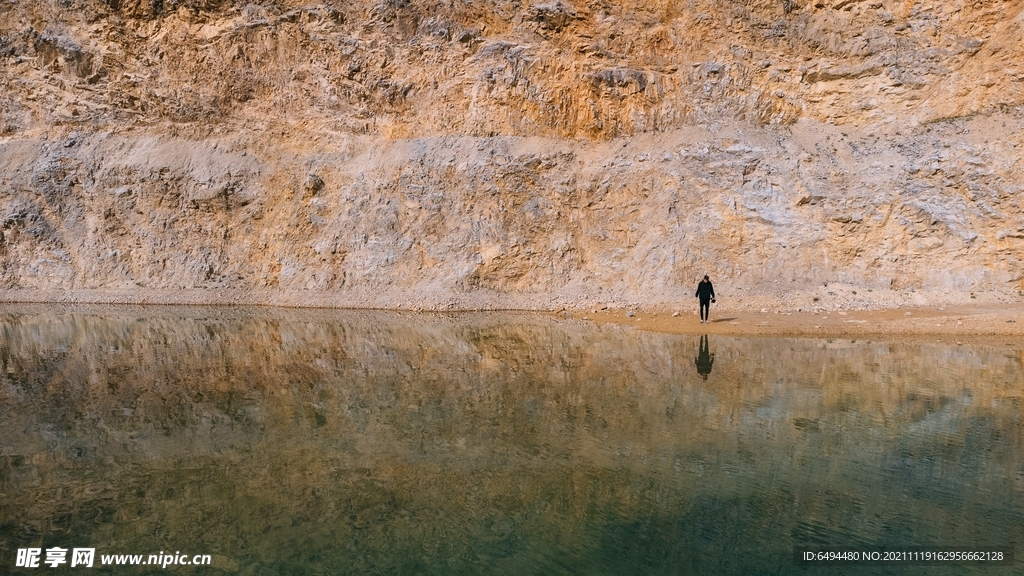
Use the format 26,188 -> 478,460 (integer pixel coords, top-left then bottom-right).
1,0 -> 1022,309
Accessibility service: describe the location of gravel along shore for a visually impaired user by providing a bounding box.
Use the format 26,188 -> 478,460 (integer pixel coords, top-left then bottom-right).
563,303 -> 1024,337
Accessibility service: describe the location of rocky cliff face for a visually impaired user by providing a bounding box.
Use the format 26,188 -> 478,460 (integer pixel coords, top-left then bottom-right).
1,0 -> 1022,310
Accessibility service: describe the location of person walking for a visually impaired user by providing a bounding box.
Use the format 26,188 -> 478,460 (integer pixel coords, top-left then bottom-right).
695,275 -> 715,323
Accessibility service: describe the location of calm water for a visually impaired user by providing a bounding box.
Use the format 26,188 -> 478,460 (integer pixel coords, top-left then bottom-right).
1,307 -> 1022,575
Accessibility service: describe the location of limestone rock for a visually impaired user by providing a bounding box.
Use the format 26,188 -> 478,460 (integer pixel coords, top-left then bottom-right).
1,0 -> 1023,309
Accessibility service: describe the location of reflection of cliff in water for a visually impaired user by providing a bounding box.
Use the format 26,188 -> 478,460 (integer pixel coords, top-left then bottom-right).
1,307 -> 1023,574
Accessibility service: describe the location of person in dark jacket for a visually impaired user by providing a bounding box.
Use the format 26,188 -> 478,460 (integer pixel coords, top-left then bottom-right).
695,275 -> 715,323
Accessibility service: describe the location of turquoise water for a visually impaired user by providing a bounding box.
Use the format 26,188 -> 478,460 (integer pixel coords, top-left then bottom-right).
1,307 -> 1022,574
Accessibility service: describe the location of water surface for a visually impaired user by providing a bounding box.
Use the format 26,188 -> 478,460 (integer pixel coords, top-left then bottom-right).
1,307 -> 1022,574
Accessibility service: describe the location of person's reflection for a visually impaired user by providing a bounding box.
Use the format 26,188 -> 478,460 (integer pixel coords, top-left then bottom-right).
695,334 -> 714,380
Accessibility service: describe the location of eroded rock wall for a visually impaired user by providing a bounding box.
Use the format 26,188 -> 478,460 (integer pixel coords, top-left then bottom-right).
1,0 -> 1022,309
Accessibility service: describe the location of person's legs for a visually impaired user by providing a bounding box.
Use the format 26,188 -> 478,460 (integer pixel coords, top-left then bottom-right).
699,299 -> 710,322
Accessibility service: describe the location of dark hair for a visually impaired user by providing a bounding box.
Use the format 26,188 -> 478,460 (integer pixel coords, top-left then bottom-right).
703,275 -> 709,281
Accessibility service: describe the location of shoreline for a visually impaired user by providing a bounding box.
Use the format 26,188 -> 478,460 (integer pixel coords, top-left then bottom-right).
1,298 -> 1023,337
567,303 -> 1024,337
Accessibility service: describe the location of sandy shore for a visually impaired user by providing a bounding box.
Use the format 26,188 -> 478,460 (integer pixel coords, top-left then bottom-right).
560,303 -> 1024,337
2,294 -> 1023,337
